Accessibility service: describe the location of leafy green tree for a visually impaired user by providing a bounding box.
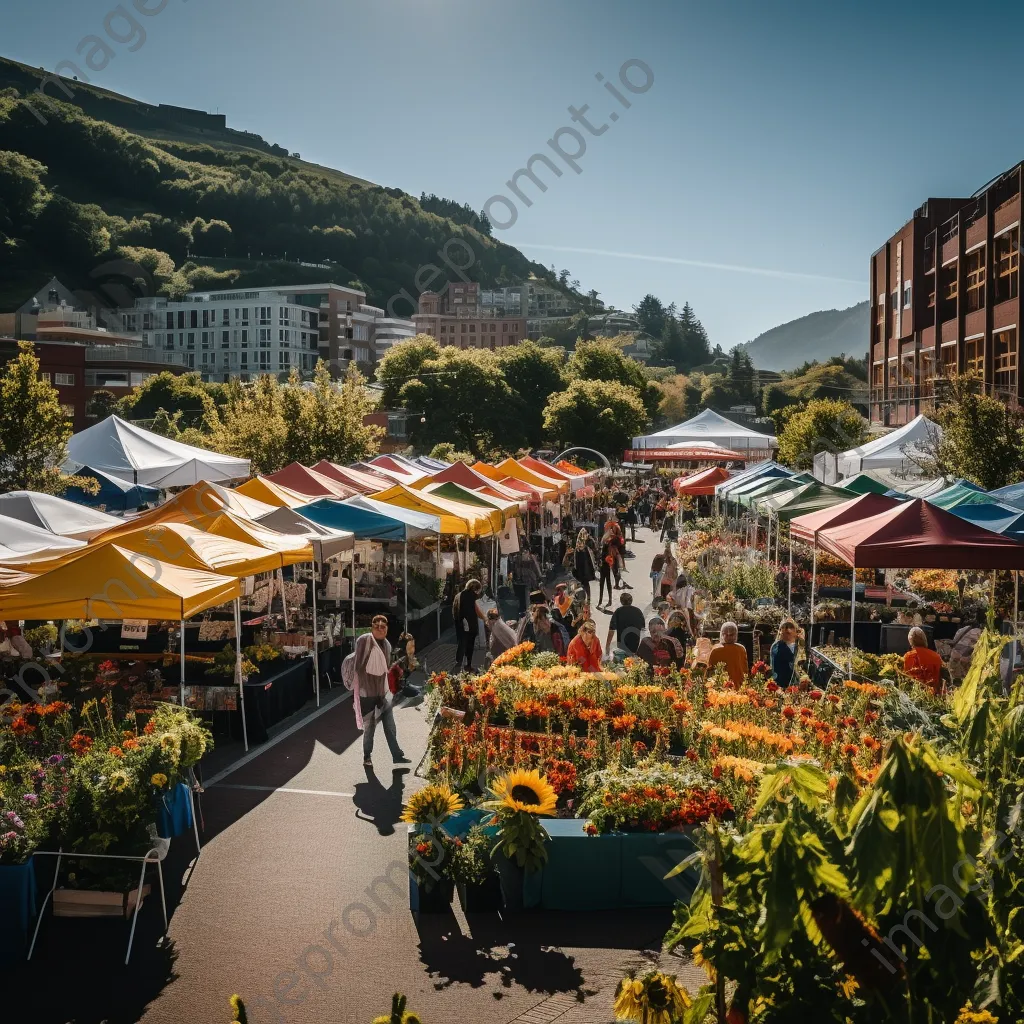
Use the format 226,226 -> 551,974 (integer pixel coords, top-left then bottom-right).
375,335 -> 441,408
542,378 -> 649,458
0,341 -> 77,493
929,373 -> 1024,489
208,375 -> 287,474
0,149 -> 48,242
399,347 -> 514,456
566,339 -> 660,416
119,371 -> 219,428
429,442 -> 474,464
679,302 -> 711,368
656,315 -> 686,367
85,389 -> 119,421
656,374 -> 689,425
633,294 -> 667,339
567,309 -> 591,343
777,398 -> 866,470
496,341 -> 565,449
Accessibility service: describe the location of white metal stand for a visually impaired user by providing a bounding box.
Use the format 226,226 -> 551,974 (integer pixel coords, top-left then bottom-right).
311,560 -> 320,707
178,618 -> 186,707
234,597 -> 249,752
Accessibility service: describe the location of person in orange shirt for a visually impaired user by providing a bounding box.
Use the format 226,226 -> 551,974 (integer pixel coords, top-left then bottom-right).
566,619 -> 603,672
903,627 -> 944,693
706,621 -> 749,685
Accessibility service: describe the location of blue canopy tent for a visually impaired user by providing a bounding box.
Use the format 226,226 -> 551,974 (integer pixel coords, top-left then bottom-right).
63,465 -> 160,513
989,481 -> 1024,511
299,498 -> 442,632
946,500 -> 1024,541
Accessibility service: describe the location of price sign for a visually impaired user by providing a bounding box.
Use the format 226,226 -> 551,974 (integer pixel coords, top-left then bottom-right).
121,619 -> 149,640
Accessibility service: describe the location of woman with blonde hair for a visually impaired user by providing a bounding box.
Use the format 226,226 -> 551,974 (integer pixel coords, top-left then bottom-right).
566,618 -> 603,671
572,527 -> 596,602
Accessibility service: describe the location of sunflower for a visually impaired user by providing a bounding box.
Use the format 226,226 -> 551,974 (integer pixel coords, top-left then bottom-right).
399,783 -> 464,825
108,770 -> 130,793
613,971 -> 691,1023
491,769 -> 557,816
150,773 -> 168,788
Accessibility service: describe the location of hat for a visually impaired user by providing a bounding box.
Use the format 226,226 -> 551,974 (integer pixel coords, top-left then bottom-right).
554,582 -> 567,592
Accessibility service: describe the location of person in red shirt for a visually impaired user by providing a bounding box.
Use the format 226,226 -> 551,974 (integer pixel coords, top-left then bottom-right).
566,619 -> 603,671
903,627 -> 944,693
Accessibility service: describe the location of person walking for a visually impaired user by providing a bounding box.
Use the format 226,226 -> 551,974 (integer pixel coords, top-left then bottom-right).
354,615 -> 408,767
598,528 -> 616,608
453,578 -> 485,672
604,591 -> 646,658
486,607 -> 517,660
572,528 -> 596,603
659,543 -> 678,600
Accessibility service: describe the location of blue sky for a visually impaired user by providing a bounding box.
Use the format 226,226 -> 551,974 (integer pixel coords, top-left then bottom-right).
4,0 -> 1024,349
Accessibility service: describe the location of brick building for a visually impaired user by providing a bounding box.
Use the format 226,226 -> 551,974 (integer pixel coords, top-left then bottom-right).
412,281 -> 527,350
869,162 -> 1022,425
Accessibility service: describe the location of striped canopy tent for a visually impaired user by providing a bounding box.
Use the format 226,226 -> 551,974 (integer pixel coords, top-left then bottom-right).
415,461 -> 528,509
758,482 -> 856,522
715,461 -> 793,499
737,474 -> 814,509
988,481 -> 1024,511
349,461 -> 407,487
266,463 -> 357,499
370,482 -> 497,537
674,466 -> 731,496
309,461 -> 390,495
236,476 -> 318,509
364,455 -> 427,484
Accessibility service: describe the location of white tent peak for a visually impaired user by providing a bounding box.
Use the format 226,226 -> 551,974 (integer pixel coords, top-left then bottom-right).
0,491 -> 121,541
65,415 -> 250,487
634,409 -> 777,451
836,414 -> 940,477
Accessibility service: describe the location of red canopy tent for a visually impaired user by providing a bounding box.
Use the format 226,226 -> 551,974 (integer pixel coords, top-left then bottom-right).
816,498 -> 1024,569
266,463 -> 356,499
790,492 -> 901,546
310,460 -> 388,495
674,466 -> 731,496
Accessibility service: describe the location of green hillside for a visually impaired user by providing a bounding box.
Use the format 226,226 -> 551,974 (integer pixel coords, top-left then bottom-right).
737,301 -> 869,371
0,56 -> 561,314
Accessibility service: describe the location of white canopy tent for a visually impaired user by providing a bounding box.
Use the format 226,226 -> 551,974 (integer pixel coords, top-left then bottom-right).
0,492 -> 121,541
65,416 -> 250,486
835,414 -> 939,478
0,513 -> 86,562
633,409 -> 777,453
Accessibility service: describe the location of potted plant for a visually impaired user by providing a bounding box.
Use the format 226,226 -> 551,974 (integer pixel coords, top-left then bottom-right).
451,824 -> 502,914
400,783 -> 463,913
482,769 -> 556,911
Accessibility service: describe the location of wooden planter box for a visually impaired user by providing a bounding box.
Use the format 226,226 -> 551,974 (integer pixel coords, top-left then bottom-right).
53,884 -> 151,919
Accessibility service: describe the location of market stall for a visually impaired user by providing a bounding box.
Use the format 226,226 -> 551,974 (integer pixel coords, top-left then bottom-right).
235,475 -> 318,508
62,466 -> 161,513
265,462 -> 357,499
309,460 -> 392,495
0,491 -> 121,541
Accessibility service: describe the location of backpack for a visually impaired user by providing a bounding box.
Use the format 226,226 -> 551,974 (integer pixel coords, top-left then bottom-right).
341,647 -> 357,690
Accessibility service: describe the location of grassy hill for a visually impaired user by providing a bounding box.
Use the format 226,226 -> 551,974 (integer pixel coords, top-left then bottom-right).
737,301 -> 869,371
0,56 -> 568,316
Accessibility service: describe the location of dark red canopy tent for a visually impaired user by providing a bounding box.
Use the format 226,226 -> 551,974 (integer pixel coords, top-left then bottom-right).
674,466 -> 731,496
310,460 -> 387,495
790,492 -> 902,546
266,463 -> 356,499
816,498 -> 1024,569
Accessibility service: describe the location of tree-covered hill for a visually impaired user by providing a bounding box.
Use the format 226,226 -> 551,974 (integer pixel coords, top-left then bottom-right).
0,56 -> 559,313
736,301 -> 869,371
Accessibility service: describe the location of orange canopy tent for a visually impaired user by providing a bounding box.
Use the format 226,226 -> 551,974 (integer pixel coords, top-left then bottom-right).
370,483 -> 498,536
266,463 -> 357,499
495,457 -> 569,496
555,460 -> 588,477
520,456 -> 576,483
674,466 -> 732,496
190,510 -> 314,565
235,475 -> 318,509
114,522 -> 286,578
309,460 -> 388,495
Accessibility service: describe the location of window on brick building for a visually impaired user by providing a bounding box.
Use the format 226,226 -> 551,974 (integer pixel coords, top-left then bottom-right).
964,336 -> 984,376
966,248 -> 986,312
871,363 -> 883,387
940,344 -> 957,377
995,328 -> 1018,395
996,228 -> 1019,303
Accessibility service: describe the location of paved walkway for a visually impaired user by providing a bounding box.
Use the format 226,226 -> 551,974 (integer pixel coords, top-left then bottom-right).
9,527 -> 701,1024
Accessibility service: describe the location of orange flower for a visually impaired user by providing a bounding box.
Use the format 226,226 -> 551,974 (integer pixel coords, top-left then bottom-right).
611,713 -> 638,734
842,743 -> 859,758
861,734 -> 881,751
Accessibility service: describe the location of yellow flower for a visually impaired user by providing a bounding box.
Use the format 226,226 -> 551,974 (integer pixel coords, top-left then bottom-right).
613,971 -> 691,1023
839,974 -> 859,999
491,769 -> 557,816
954,1005 -> 999,1024
400,784 -> 464,825
108,770 -> 130,793
151,773 -> 169,788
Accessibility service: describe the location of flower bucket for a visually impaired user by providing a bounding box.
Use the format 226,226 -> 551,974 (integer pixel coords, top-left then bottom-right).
157,782 -> 193,840
52,884 -> 151,919
0,860 -> 37,956
409,873 -> 453,914
494,853 -> 542,912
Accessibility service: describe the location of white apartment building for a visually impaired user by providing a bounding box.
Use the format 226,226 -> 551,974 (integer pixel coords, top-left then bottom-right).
119,286 -> 415,381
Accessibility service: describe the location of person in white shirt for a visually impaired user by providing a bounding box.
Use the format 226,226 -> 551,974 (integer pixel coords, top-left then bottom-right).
486,608 -> 518,659
670,573 -> 697,636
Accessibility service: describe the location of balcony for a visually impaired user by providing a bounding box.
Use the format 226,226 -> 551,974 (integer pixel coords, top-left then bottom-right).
84,346 -> 186,366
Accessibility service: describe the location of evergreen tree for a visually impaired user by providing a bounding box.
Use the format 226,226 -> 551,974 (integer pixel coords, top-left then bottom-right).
633,294 -> 667,339
678,302 -> 711,368
657,316 -> 686,367
727,348 -> 758,403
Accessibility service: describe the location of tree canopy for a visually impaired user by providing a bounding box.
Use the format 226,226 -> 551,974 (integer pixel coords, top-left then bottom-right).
776,398 -> 866,470
542,379 -> 649,458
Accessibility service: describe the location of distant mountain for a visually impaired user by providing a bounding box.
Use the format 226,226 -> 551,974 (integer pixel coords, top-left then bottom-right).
737,302 -> 869,371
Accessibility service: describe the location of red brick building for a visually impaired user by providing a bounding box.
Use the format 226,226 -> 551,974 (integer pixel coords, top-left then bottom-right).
870,162 -> 1022,425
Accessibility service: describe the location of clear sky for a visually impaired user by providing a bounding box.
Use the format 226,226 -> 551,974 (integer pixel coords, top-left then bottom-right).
3,0 -> 1024,348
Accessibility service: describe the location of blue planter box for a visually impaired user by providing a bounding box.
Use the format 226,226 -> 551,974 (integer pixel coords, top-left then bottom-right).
0,860 -> 38,956
157,782 -> 193,839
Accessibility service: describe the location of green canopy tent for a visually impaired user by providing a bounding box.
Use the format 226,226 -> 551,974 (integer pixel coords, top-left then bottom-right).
837,472 -> 893,496
928,480 -> 996,511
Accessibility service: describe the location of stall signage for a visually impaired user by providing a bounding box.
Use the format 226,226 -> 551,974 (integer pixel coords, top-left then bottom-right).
121,620 -> 149,640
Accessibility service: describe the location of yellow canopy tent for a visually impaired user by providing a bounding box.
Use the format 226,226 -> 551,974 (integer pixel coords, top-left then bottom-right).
114,522 -> 285,578
495,457 -> 570,495
370,483 -> 497,537
189,510 -> 314,566
235,476 -> 317,509
474,461 -> 557,500
0,544 -> 239,621
419,481 -> 517,526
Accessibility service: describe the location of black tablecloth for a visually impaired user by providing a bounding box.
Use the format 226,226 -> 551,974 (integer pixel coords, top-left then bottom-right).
243,658 -> 314,743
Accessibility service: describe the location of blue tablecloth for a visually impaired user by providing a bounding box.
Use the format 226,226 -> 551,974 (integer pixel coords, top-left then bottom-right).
0,861 -> 37,956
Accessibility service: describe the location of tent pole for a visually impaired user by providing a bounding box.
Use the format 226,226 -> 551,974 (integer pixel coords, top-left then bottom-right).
311,558 -> 320,708
1013,570 -> 1020,691
849,561 -> 857,679
350,551 -> 356,656
235,597 -> 248,752
403,540 -> 409,635
278,568 -> 289,631
435,532 -> 441,642
179,619 -> 186,707
787,536 -> 793,616
809,543 -> 818,632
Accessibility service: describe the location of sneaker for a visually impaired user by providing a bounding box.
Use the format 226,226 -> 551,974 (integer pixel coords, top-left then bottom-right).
363,757 -> 373,767
394,754 -> 411,764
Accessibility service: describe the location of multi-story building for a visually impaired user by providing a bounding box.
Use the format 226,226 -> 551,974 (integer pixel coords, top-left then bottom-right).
412,281 -> 527,350
869,162 -> 1022,425
526,278 -> 579,318
122,284 -> 415,380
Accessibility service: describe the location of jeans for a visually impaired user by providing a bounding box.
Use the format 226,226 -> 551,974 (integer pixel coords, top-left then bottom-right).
599,564 -> 613,606
360,695 -> 403,760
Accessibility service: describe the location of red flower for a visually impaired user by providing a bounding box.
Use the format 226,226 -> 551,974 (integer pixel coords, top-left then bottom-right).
782,706 -> 797,719
712,764 -> 722,779
842,743 -> 859,758
685,749 -> 698,762
826,693 -> 841,704
765,680 -> 780,693
809,689 -> 824,701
